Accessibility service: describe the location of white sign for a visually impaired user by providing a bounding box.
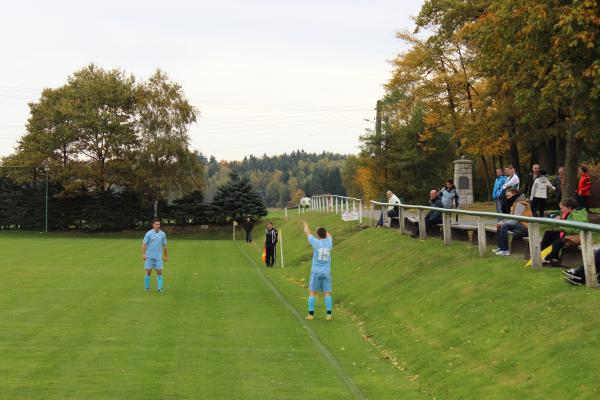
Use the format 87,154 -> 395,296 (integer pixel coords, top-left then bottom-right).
342,211 -> 360,221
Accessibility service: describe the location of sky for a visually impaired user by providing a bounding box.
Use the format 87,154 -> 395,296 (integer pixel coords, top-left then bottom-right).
0,0 -> 424,161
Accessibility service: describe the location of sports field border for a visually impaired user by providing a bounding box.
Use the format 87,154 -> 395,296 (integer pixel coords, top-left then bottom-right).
235,242 -> 366,400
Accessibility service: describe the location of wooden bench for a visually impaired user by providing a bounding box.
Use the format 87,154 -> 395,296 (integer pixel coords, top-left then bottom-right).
450,223 -> 477,243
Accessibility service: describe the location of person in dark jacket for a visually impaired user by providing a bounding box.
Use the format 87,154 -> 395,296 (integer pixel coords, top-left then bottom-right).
425,189 -> 444,233
523,164 -> 541,198
243,218 -> 253,243
265,222 -> 278,267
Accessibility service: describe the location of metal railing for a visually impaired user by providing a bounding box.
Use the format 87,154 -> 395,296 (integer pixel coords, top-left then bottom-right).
311,195 -> 363,224
371,200 -> 600,288
284,204 -> 308,220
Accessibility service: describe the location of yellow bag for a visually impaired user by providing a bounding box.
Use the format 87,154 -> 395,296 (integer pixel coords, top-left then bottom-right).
261,247 -> 267,263
524,245 -> 553,268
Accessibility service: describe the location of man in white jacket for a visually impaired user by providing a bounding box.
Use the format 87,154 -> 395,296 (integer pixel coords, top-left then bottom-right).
529,170 -> 555,217
376,190 -> 401,227
502,166 -> 520,192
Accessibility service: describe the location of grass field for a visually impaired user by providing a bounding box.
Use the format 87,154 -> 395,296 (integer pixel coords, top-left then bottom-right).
2,210 -> 600,399
0,232 -> 423,399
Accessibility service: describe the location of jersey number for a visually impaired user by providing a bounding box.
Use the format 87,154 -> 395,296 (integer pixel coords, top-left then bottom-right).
317,248 -> 331,262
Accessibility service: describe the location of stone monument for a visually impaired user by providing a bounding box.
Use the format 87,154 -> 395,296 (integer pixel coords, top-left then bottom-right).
453,157 -> 473,205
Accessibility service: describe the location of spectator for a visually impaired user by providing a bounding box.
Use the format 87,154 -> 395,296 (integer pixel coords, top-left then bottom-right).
425,189 -> 444,233
492,168 -> 507,214
376,190 -> 401,227
554,166 -> 565,204
523,164 -> 541,197
501,169 -> 518,214
502,165 -> 520,194
529,170 -> 555,217
542,198 -> 588,266
493,189 -> 532,256
440,179 -> 459,209
243,217 -> 253,243
576,165 -> 591,213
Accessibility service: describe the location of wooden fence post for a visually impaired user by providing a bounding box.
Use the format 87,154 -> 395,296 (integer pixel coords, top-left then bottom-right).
369,205 -> 373,227
580,230 -> 599,288
399,208 -> 405,234
442,212 -> 452,245
477,216 -> 486,257
528,222 -> 542,269
418,209 -> 427,240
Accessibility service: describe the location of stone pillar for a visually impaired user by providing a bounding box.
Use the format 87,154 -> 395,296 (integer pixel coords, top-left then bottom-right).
453,158 -> 473,205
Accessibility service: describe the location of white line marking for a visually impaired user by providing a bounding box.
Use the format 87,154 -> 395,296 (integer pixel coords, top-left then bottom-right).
235,242 -> 366,400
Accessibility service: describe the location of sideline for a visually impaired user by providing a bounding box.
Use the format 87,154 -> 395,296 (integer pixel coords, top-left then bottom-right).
235,241 -> 366,400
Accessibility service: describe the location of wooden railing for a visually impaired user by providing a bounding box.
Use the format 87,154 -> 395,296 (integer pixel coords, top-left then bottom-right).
370,200 -> 600,288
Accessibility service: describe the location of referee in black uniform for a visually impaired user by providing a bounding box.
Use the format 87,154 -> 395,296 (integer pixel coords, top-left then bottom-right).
265,222 -> 278,267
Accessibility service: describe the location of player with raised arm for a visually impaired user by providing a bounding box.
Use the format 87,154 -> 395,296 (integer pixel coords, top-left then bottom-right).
142,219 -> 168,292
303,221 -> 334,321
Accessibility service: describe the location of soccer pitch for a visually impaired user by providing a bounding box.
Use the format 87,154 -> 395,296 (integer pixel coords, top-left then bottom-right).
1,234 -> 420,399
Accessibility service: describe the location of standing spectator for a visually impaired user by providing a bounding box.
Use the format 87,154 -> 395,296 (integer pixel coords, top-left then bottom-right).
493,189 -> 532,256
503,165 -> 520,193
243,217 -> 253,243
376,190 -> 401,227
576,165 -> 592,213
529,170 -> 555,217
264,222 -> 278,267
492,168 -> 507,214
440,179 -> 459,209
523,164 -> 541,197
541,197 -> 588,265
554,166 -> 565,205
425,189 -> 444,233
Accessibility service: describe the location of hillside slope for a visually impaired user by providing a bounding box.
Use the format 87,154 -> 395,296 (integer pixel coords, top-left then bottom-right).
255,212 -> 600,399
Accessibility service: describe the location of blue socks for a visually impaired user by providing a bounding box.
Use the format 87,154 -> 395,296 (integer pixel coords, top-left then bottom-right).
144,275 -> 151,289
308,296 -> 316,314
324,295 -> 333,314
157,275 -> 163,290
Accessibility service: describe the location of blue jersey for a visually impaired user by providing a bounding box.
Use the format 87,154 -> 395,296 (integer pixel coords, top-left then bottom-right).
308,235 -> 332,274
143,229 -> 167,259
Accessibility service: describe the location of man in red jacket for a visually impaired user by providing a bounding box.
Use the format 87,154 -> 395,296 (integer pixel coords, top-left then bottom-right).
576,165 -> 591,212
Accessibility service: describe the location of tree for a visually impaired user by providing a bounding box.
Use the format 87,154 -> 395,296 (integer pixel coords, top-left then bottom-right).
133,69 -> 202,217
211,171 -> 267,223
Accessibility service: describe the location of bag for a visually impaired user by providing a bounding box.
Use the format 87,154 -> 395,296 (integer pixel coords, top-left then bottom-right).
261,247 -> 267,263
562,266 -> 586,286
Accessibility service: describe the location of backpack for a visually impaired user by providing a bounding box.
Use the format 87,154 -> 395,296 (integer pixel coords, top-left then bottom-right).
562,250 -> 600,286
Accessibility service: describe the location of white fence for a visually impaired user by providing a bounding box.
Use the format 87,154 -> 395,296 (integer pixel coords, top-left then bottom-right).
310,195 -> 363,224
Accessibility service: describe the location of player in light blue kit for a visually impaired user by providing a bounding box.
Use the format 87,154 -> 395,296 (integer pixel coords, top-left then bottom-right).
303,221 -> 333,320
142,219 -> 168,292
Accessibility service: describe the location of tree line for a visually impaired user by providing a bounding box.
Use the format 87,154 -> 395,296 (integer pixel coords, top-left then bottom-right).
0,64 -> 267,230
344,0 -> 600,203
201,151 -> 347,207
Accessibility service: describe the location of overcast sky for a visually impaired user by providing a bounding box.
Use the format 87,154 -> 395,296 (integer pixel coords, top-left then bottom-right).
0,0 -> 424,161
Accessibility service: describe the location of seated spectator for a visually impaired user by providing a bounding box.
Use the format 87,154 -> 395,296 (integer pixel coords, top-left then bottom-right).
425,189 -> 444,233
530,170 -> 555,217
493,189 -> 532,256
376,190 -> 401,227
542,198 -> 588,266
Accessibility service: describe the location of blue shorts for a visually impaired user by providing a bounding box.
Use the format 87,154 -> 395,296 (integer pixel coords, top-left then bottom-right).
309,272 -> 332,292
144,258 -> 163,269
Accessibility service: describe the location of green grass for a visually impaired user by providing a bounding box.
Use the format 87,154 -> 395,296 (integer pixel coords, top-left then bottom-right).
3,210 -> 600,399
0,232 -> 423,399
261,212 -> 600,399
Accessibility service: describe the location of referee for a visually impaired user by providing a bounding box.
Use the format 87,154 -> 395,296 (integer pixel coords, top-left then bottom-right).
264,221 -> 278,267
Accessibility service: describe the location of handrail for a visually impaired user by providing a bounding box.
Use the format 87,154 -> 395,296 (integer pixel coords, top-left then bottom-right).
370,199 -> 599,288
369,200 -> 600,233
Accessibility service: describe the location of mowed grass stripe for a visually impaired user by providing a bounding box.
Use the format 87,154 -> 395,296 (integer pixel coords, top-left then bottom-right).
0,236 -> 352,399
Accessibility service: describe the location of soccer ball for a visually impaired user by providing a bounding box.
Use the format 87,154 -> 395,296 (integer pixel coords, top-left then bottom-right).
299,197 -> 311,208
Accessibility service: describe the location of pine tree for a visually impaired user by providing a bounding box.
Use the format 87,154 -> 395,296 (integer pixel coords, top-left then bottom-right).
211,171 -> 267,223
